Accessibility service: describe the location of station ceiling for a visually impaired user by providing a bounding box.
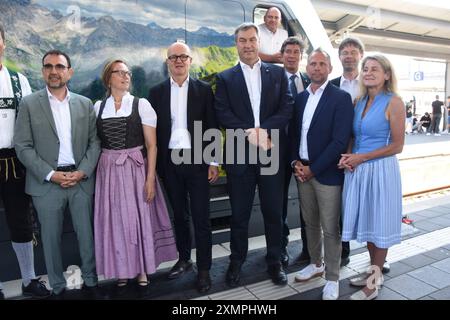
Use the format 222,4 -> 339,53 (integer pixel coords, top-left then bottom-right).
312,0 -> 450,61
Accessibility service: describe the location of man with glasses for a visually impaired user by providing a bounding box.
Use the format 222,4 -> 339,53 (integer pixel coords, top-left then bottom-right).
14,50 -> 101,298
258,7 -> 288,64
148,42 -> 219,293
0,23 -> 50,300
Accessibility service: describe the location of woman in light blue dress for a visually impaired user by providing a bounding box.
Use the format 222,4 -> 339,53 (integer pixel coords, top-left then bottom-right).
339,54 -> 405,300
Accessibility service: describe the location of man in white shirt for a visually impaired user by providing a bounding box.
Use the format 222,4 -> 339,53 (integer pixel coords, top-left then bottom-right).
215,23 -> 293,287
0,23 -> 50,299
258,7 -> 288,64
330,37 -> 364,268
279,36 -> 311,267
330,37 -> 364,104
289,49 -> 354,300
14,50 -> 101,298
148,42 -> 219,293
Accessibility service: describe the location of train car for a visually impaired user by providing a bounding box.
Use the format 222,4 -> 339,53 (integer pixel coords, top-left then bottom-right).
0,0 -> 334,282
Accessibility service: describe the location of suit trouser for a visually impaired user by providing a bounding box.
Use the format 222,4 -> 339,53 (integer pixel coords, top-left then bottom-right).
227,165 -> 284,266
282,163 -> 308,255
32,183 -> 97,293
297,178 -> 342,281
162,162 -> 212,271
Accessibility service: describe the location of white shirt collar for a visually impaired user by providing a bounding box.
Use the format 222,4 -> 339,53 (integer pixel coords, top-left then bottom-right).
240,59 -> 262,71
286,70 -> 301,79
307,80 -> 329,95
46,87 -> 71,102
340,74 -> 359,85
170,76 -> 189,88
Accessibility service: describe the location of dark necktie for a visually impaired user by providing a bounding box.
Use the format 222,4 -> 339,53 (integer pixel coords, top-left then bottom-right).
289,74 -> 298,97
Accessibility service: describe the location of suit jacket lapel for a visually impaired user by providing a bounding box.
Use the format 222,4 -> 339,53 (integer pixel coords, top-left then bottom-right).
309,82 -> 331,129
260,63 -> 270,121
161,79 -> 172,145
38,90 -> 58,137
69,95 -> 78,149
187,77 -> 195,129
233,64 -> 253,119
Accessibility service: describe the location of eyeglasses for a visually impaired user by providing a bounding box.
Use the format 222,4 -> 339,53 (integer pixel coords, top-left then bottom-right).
167,54 -> 191,62
111,70 -> 132,77
43,64 -> 69,72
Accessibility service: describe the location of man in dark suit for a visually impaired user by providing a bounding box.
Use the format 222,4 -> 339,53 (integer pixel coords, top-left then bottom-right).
14,50 -> 101,297
289,49 -> 353,300
330,37 -> 364,267
280,36 -> 311,267
148,42 -> 219,293
215,23 -> 293,287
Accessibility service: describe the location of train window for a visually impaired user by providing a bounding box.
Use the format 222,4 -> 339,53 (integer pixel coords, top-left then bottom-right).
253,6 -> 289,34
186,0 -> 243,81
1,0 -> 186,99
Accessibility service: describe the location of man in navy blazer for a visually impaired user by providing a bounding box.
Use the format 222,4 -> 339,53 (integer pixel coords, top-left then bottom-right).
289,49 -> 353,300
215,23 -> 293,287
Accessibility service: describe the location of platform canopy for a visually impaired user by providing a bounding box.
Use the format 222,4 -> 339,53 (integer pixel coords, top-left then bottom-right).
312,0 -> 450,61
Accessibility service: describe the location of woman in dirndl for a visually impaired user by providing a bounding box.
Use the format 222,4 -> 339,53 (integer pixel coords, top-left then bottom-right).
93,59 -> 177,294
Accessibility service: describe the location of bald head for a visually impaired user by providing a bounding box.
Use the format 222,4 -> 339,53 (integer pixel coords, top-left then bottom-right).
264,7 -> 282,33
167,42 -> 191,57
166,42 -> 192,84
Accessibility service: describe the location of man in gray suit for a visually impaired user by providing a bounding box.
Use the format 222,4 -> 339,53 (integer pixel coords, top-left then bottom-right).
14,50 -> 101,297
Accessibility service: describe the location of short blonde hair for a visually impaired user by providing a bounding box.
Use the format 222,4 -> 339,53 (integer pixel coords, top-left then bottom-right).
359,54 -> 398,98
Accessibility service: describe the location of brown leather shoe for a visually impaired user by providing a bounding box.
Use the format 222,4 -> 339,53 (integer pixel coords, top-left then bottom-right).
167,259 -> 193,279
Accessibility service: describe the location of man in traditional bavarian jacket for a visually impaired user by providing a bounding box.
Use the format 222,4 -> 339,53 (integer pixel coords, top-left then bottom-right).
0,23 -> 50,299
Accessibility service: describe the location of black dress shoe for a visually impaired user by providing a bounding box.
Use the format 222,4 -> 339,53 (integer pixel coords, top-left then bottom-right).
197,270 -> 211,293
280,249 -> 290,268
22,278 -> 51,298
340,256 -> 350,267
167,260 -> 193,280
49,288 -> 66,300
82,284 -> 109,300
225,262 -> 242,288
268,263 -> 287,285
0,289 -> 5,300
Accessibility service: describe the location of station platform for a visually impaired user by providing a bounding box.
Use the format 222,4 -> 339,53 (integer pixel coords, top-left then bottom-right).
1,131 -> 449,301
2,192 -> 450,301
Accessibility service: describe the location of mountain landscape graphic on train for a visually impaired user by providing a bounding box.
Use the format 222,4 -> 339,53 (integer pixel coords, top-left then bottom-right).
0,0 -> 237,99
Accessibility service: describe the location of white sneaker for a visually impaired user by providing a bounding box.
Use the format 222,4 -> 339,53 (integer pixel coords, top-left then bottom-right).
350,287 -> 378,300
426,133 -> 431,136
294,263 -> 325,282
322,280 -> 339,300
435,133 -> 441,136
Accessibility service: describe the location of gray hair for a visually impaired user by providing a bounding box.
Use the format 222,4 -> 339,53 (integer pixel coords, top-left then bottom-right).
234,22 -> 259,42
280,37 -> 306,54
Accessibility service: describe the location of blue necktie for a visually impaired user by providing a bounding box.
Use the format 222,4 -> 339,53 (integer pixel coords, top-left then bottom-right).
289,74 -> 298,97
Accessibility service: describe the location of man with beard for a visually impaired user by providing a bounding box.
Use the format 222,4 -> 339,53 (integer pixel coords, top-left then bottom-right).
290,49 -> 354,300
14,50 -> 101,298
